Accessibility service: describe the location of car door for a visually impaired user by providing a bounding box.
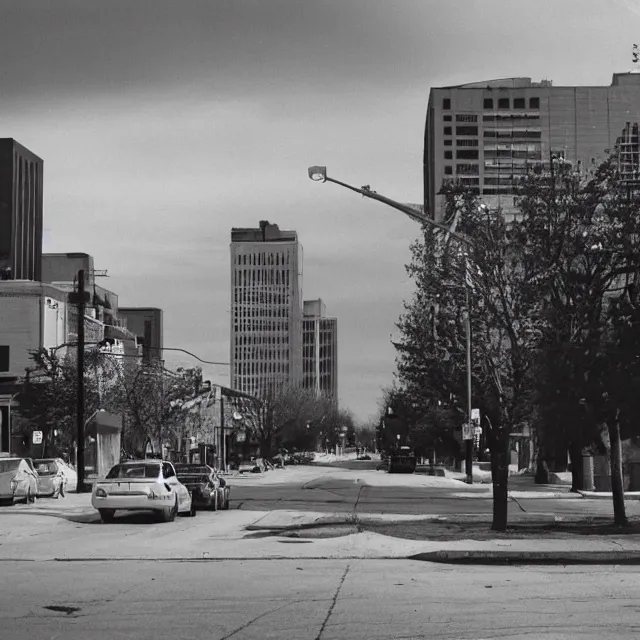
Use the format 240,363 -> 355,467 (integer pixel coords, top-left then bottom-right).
162,462 -> 186,508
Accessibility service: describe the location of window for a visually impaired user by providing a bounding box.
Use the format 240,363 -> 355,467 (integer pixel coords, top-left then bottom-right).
529,97 -> 540,109
444,166 -> 453,175
444,127 -> 452,136
0,346 -> 8,372
456,163 -> 479,175
442,98 -> 451,109
444,139 -> 452,146
444,150 -> 453,159
456,126 -> 478,136
513,97 -> 525,109
456,114 -> 477,122
457,150 -> 479,159
443,115 -> 452,122
498,98 -> 510,109
457,139 -> 478,147
483,98 -> 493,109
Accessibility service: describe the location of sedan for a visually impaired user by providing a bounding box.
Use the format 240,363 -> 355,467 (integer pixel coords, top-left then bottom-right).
0,458 -> 38,504
174,464 -> 230,511
34,459 -> 67,498
92,460 -> 196,523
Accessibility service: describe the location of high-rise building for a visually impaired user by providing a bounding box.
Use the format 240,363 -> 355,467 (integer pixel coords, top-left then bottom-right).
302,299 -> 338,404
230,220 -> 303,398
424,72 -> 640,222
0,139 -> 44,281
118,308 -> 164,363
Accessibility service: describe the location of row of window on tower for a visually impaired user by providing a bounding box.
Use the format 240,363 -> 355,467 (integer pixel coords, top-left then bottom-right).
234,251 -> 290,266
442,97 -> 540,110
235,361 -> 290,376
235,334 -> 289,346
233,268 -> 290,287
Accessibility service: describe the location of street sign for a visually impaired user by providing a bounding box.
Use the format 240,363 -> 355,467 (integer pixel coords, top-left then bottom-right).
32,431 -> 43,445
236,430 -> 246,443
462,423 -> 473,440
471,408 -> 480,424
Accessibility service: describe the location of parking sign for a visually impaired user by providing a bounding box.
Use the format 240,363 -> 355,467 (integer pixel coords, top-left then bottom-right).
32,431 -> 43,445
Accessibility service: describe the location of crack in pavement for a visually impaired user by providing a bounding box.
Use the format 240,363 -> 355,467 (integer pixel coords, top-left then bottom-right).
314,564 -> 350,640
218,598 -> 307,640
510,496 -> 527,513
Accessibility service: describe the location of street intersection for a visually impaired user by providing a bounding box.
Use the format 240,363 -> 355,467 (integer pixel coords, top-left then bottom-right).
2,464 -> 640,639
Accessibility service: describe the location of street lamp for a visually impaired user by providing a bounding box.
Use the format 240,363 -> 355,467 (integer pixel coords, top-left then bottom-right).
308,166 -> 475,483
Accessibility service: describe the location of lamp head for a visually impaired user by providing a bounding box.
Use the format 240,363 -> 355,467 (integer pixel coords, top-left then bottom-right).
308,166 -> 327,182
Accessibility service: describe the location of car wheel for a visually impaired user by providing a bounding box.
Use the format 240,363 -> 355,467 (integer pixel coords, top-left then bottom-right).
223,491 -> 230,510
27,488 -> 36,504
210,492 -> 218,511
188,499 -> 197,518
99,509 -> 115,523
160,496 -> 178,522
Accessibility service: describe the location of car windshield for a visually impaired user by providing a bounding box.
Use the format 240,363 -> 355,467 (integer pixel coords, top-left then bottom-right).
175,465 -> 210,475
35,461 -> 58,475
0,460 -> 21,473
105,463 -> 161,479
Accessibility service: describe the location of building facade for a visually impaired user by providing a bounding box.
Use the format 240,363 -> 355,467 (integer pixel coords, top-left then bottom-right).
302,299 -> 338,404
230,220 -> 303,398
118,307 -> 164,363
0,139 -> 44,281
424,72 -> 640,221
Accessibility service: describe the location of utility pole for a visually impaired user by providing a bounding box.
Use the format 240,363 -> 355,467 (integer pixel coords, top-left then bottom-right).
464,283 -> 473,485
72,269 -> 89,492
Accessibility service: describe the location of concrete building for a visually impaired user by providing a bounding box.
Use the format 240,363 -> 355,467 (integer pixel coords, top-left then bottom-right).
424,72 -> 640,221
302,299 -> 338,404
0,139 -> 44,281
118,308 -> 164,363
230,220 -> 303,398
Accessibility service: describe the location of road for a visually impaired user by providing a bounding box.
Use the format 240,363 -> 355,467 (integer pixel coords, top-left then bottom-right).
230,465 -> 639,520
3,559 -> 640,639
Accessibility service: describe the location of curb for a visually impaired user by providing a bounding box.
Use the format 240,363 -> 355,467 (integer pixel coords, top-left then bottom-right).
408,550 -> 640,565
578,491 -> 640,501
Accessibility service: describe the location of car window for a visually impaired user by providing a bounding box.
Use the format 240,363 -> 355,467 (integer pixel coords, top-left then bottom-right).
162,463 -> 175,479
36,462 -> 58,475
0,460 -> 21,473
106,463 -> 161,479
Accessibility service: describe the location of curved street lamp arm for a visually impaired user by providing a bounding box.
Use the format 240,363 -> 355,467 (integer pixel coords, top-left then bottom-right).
323,175 -> 474,246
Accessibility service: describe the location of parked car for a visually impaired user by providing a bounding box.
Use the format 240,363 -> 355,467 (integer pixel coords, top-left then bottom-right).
91,460 -> 196,523
34,459 -> 67,498
55,459 -> 78,492
174,464 -> 230,511
0,458 -> 38,504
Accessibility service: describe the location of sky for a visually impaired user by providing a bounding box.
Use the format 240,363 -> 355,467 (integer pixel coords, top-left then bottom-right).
2,0 -> 640,423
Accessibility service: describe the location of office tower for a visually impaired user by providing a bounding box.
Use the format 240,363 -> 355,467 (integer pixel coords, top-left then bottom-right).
118,308 -> 164,362
424,72 -> 640,222
0,139 -> 44,281
302,299 -> 338,405
230,220 -> 303,398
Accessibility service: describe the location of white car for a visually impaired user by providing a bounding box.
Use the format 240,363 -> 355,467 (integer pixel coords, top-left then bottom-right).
0,458 -> 38,504
55,459 -> 78,492
92,460 -> 196,523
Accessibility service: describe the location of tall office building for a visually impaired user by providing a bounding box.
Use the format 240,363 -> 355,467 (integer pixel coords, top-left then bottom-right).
0,139 -> 44,281
118,308 -> 164,362
424,72 -> 640,222
230,221 -> 303,398
302,299 -> 338,404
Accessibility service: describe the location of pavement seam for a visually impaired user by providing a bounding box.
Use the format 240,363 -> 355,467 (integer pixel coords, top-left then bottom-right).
314,563 -> 350,640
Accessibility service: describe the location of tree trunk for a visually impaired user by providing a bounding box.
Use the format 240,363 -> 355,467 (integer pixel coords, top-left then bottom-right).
491,429 -> 510,532
569,441 -> 584,493
608,418 -> 628,527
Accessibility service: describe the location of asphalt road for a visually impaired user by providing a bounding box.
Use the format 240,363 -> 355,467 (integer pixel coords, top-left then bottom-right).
230,467 -> 639,520
3,559 -> 640,640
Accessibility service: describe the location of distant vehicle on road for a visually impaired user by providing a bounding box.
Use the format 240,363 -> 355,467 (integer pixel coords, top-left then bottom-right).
33,459 -> 67,498
388,446 -> 417,474
92,460 -> 196,523
174,464 -> 230,511
0,458 -> 38,504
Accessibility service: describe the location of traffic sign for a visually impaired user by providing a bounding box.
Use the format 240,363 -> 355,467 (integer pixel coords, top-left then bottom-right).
32,431 -> 43,445
471,408 -> 480,424
462,423 -> 473,440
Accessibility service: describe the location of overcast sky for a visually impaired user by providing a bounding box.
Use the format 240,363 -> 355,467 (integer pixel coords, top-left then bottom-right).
2,0 -> 639,422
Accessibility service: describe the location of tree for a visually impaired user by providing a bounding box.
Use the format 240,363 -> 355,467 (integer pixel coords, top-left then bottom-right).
238,384 -> 327,459
516,157 -> 640,526
16,348 -> 101,458
395,185 -> 539,530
